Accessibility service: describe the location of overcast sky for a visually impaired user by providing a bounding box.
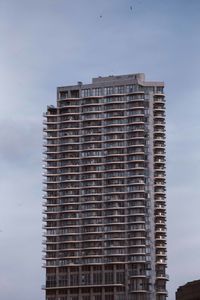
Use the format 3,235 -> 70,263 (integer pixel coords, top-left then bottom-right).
1,0 -> 200,299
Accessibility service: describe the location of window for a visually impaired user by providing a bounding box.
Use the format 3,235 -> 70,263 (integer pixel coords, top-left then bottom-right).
105,272 -> 113,284
156,86 -> 164,94
116,272 -> 125,284
93,272 -> 102,284
59,91 -> 68,99
83,89 -> 91,97
115,86 -> 124,94
92,88 -> 102,96
104,87 -> 113,95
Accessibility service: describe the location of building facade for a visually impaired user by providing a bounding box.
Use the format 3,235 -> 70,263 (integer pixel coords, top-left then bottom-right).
176,280 -> 200,300
43,73 -> 168,300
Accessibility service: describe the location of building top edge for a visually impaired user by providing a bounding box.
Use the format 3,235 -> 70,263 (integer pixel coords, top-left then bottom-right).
57,73 -> 164,91
178,279 -> 200,288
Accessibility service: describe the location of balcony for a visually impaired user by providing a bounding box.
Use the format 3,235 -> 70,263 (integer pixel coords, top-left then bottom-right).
156,242 -> 166,248
155,235 -> 166,241
156,287 -> 168,294
129,270 -> 148,277
154,96 -> 165,103
154,113 -> 165,119
156,273 -> 169,280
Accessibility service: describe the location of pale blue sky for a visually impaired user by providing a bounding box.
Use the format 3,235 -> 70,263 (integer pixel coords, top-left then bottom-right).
1,1 -> 200,299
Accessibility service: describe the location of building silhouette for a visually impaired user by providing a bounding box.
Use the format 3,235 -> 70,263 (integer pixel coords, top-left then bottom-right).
43,73 -> 168,300
176,280 -> 200,300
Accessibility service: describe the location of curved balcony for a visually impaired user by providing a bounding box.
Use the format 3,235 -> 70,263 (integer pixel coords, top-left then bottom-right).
155,222 -> 166,230
127,103 -> 145,109
154,136 -> 165,144
82,112 -> 104,122
59,104 -> 80,109
43,149 -> 58,154
59,110 -> 80,116
127,205 -> 146,211
154,127 -> 165,135
104,107 -> 126,113
60,125 -> 80,131
59,134 -> 81,139
154,153 -> 165,159
154,107 -> 165,114
156,243 -> 166,249
46,229 -> 81,236
81,236 -> 104,243
58,151 -> 81,159
45,135 -> 59,140
154,119 -> 165,125
155,234 -> 166,241
104,137 -> 125,143
127,93 -> 144,101
82,124 -> 103,130
129,270 -> 147,278
129,147 -> 146,158
154,113 -> 165,119
156,273 -> 169,280
156,250 -> 167,257
156,258 -> 167,267
155,208 -> 166,215
44,157 -> 59,163
155,200 -> 166,207
154,95 -> 165,103
155,211 -> 166,219
43,141 -> 60,148
127,120 -> 145,126
154,141 -> 165,148
43,193 -> 59,199
154,173 -> 165,180
127,157 -> 145,164
154,180 -> 165,186
43,127 -> 58,133
59,141 -> 80,147
104,144 -> 126,150
154,129 -> 165,136
60,117 -> 79,122
154,185 -> 166,192
43,118 -> 58,125
156,288 -> 168,296
45,207 -> 80,214
154,157 -> 165,164
44,112 -> 58,118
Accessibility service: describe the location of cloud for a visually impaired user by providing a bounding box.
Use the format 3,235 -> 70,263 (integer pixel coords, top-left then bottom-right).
0,119 -> 41,166
0,1 -> 200,299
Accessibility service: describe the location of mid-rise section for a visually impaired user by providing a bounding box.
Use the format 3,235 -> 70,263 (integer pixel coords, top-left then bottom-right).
43,73 -> 168,300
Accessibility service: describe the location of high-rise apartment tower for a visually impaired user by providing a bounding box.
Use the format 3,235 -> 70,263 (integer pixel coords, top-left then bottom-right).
43,73 -> 168,300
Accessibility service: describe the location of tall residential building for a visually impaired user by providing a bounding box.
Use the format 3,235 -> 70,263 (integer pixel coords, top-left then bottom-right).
43,73 -> 168,300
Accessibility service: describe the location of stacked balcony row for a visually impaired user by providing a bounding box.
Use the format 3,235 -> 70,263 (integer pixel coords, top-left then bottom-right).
153,95 -> 167,297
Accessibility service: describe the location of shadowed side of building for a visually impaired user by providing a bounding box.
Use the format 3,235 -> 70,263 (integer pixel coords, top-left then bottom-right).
176,280 -> 200,300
